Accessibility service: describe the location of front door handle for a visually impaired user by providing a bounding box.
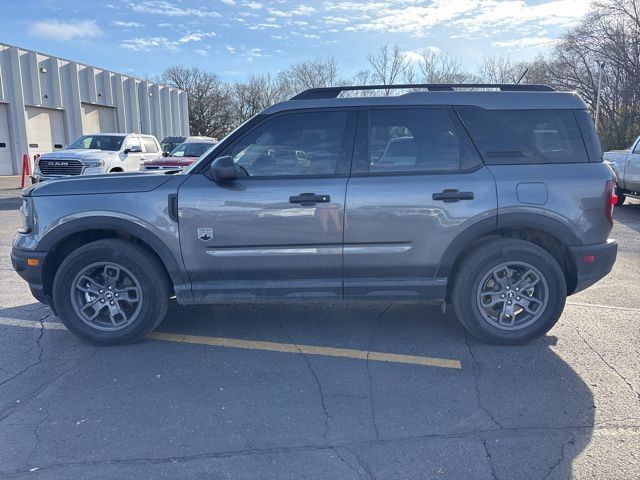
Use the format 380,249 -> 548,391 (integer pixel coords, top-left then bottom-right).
289,193 -> 331,206
432,189 -> 474,203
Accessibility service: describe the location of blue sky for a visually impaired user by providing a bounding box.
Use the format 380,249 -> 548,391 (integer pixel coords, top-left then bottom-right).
3,0 -> 590,81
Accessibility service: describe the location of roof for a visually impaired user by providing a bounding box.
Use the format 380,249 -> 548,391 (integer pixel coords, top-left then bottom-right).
82,133 -> 156,137
263,85 -> 587,114
0,42 -> 185,94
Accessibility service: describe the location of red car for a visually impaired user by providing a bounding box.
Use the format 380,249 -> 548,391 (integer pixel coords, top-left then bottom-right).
140,141 -> 217,171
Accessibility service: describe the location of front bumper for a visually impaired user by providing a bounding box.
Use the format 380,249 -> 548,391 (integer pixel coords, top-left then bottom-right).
568,239 -> 618,294
10,247 -> 50,307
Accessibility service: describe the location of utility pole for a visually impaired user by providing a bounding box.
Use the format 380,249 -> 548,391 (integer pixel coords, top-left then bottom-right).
595,61 -> 605,132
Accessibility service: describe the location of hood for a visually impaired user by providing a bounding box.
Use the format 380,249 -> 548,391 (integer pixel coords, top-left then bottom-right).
25,172 -> 173,197
143,156 -> 197,167
39,149 -> 119,161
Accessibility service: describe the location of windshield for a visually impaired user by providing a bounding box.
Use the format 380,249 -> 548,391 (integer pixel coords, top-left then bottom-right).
68,135 -> 124,152
170,142 -> 216,158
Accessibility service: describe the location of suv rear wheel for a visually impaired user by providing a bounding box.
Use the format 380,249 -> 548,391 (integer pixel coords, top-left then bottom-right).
452,238 -> 566,344
53,239 -> 170,345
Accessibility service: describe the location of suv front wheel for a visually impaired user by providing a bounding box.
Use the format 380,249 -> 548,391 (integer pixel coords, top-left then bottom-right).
53,239 -> 170,345
452,238 -> 566,344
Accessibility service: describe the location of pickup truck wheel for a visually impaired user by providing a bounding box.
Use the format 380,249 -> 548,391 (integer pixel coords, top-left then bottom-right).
452,238 -> 566,345
53,239 -> 170,345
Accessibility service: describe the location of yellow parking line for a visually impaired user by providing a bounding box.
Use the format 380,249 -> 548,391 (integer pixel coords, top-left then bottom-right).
0,317 -> 461,369
148,331 -> 462,369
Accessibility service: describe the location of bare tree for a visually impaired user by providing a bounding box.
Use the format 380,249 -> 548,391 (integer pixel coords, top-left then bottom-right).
538,1 -> 640,148
476,55 -> 530,84
281,56 -> 339,94
405,51 -> 475,84
367,44 -> 409,94
159,66 -> 233,138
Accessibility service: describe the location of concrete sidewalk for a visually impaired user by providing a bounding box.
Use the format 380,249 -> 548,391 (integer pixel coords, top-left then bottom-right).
0,175 -> 27,193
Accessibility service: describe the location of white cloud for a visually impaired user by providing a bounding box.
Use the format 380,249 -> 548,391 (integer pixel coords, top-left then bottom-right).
130,1 -> 221,18
322,0 -> 588,39
178,32 -> 216,43
492,36 -> 558,48
121,37 -> 179,51
226,45 -> 236,54
30,19 -> 102,41
454,0 -> 589,34
248,23 -> 281,30
111,20 -> 144,28
194,48 -> 208,57
402,46 -> 441,63
220,0 -> 236,4
243,1 -> 263,9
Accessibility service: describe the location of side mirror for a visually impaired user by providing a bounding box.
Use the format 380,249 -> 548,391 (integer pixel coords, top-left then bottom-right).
162,151 -> 169,158
209,156 -> 237,182
124,145 -> 142,154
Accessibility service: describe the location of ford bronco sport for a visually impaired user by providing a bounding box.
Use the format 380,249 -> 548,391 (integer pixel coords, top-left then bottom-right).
11,84 -> 618,345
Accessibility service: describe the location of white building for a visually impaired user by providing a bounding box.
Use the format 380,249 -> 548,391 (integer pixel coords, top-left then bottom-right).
0,43 -> 189,175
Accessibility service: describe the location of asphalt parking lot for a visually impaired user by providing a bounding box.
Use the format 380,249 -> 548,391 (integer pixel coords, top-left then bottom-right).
0,178 -> 638,479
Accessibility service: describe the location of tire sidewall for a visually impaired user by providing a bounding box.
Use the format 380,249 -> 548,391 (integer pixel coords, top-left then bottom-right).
53,241 -> 168,345
453,240 -> 566,344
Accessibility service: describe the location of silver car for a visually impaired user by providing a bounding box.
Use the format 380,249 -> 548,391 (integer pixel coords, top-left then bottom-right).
12,83 -> 618,345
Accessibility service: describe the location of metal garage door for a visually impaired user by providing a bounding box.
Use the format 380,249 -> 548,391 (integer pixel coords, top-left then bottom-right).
25,107 -> 66,158
0,103 -> 12,175
81,103 -> 117,134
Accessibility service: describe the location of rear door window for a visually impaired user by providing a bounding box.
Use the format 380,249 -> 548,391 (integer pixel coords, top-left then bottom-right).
141,137 -> 159,153
455,107 -> 589,164
363,107 -> 480,174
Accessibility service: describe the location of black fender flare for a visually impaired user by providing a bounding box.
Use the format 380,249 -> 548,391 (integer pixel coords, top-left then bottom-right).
37,216 -> 190,299
436,213 -> 581,278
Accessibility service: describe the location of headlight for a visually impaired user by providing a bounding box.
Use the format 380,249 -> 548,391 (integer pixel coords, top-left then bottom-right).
83,159 -> 105,167
18,198 -> 33,234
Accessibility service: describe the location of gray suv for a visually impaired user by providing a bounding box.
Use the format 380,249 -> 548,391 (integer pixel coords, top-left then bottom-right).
11,84 -> 618,345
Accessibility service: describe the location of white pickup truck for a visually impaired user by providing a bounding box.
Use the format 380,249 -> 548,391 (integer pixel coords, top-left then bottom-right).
604,135 -> 640,206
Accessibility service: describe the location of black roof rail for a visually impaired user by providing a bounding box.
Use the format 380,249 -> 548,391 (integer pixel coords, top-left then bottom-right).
290,83 -> 556,100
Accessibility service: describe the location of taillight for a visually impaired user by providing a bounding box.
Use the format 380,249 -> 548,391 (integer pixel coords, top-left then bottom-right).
605,180 -> 615,225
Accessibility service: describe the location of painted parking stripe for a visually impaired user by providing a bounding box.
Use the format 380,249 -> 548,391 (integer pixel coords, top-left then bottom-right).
148,331 -> 462,369
566,301 -> 640,313
0,317 -> 462,369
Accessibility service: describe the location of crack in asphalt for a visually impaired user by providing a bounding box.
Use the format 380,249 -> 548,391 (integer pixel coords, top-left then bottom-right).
575,328 -> 640,402
366,303 -> 393,442
541,435 -> 575,480
297,344 -> 332,441
334,447 -> 372,480
26,399 -> 51,467
3,422 -> 639,478
0,369 -> 70,423
0,312 -> 50,389
463,331 -> 503,429
481,438 -> 498,480
343,447 -> 377,480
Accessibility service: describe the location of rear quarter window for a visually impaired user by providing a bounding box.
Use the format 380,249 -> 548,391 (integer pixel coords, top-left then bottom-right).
455,107 -> 589,164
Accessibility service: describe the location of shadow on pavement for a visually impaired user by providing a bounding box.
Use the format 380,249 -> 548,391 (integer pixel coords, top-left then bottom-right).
0,301 -> 594,478
614,200 -> 640,233
0,196 -> 21,211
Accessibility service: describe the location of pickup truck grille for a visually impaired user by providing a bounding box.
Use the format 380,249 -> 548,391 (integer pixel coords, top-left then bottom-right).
39,159 -> 83,176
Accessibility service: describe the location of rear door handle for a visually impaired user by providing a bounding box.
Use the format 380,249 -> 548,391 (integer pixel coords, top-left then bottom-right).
432,189 -> 474,203
289,193 -> 331,206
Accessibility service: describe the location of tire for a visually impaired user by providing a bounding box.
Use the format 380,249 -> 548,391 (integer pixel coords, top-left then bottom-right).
615,190 -> 626,206
52,239 -> 170,345
452,238 -> 566,345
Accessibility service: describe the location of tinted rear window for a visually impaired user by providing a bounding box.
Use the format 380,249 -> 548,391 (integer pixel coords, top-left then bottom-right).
366,108 -> 481,174
455,107 -> 589,164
